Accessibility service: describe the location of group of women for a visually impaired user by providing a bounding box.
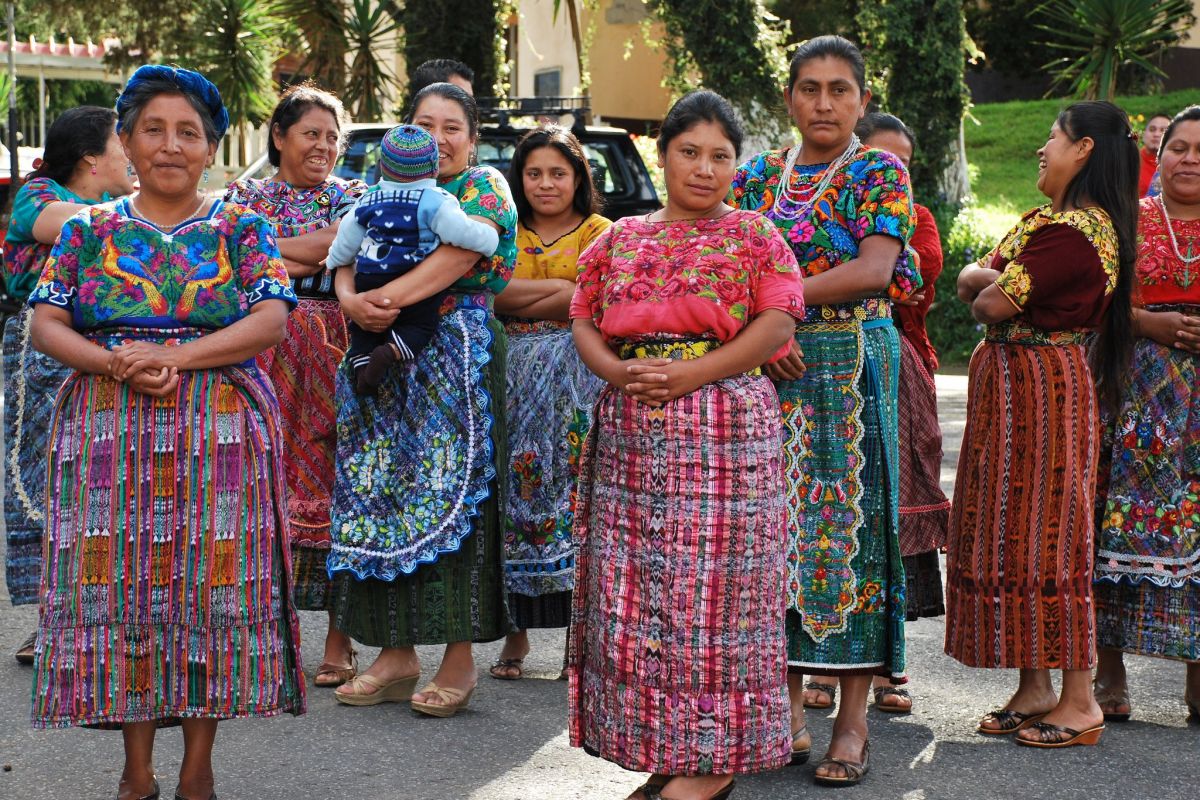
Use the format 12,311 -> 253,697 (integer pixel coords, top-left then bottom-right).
1,30 -> 1197,800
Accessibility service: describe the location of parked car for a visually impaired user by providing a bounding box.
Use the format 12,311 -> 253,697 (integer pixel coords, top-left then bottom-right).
235,102 -> 661,220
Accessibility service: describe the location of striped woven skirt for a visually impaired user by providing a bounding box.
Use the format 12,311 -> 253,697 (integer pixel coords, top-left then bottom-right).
256,297 -> 347,610
897,335 -> 949,619
569,346 -> 790,776
779,317 -> 907,678
502,319 -> 604,629
32,327 -> 305,728
3,308 -> 72,606
945,323 -> 1099,669
1093,315 -> 1200,661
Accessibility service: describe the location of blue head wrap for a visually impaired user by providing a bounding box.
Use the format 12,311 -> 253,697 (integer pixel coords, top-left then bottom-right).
116,65 -> 230,140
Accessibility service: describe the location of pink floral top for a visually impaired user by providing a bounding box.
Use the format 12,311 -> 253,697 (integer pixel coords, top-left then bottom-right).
569,210 -> 805,359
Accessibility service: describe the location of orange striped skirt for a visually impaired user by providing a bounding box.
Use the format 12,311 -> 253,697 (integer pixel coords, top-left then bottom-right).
944,325 -> 1100,669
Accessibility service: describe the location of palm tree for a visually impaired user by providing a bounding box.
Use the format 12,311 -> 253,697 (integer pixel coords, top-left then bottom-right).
188,0 -> 293,163
272,0 -> 349,92
342,0 -> 399,122
1037,0 -> 1195,101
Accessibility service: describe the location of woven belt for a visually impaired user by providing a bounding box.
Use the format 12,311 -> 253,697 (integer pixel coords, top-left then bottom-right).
985,320 -> 1091,346
615,338 -> 762,376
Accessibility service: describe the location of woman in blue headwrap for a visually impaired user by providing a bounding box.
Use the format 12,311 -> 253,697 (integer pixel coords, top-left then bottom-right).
28,65 -> 305,800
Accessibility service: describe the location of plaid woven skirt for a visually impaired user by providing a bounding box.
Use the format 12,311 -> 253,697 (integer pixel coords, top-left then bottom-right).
256,298 -> 348,610
568,372 -> 790,775
945,325 -> 1099,669
3,308 -> 72,605
32,328 -> 305,728
897,335 -> 950,558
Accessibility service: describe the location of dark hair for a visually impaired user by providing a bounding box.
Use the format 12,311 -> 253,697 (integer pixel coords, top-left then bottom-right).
1157,105 -> 1200,160
1148,111 -> 1173,124
788,35 -> 866,93
657,90 -> 744,158
507,125 -> 603,226
410,59 -> 475,98
855,112 -> 915,150
29,106 -> 117,184
1056,100 -> 1138,411
266,82 -> 347,168
116,74 -> 221,144
407,82 -> 480,139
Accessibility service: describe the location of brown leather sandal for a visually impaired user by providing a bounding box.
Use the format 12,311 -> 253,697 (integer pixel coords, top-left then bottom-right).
1015,721 -> 1105,748
313,648 -> 358,688
976,708 -> 1048,735
803,681 -> 837,710
872,685 -> 912,714
813,740 -> 869,787
489,657 -> 525,681
13,630 -> 35,665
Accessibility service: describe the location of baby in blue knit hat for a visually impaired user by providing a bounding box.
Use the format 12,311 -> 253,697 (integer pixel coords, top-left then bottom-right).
327,124 -> 499,395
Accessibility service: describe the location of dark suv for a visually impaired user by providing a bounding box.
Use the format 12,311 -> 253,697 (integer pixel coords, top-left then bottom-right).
236,100 -> 661,220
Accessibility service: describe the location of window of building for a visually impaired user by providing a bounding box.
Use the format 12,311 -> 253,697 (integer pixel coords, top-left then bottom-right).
534,69 -> 562,98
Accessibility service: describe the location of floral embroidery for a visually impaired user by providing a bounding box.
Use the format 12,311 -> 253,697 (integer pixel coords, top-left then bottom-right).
438,166 -> 518,295
988,205 -> 1120,305
1134,196 -> 1200,305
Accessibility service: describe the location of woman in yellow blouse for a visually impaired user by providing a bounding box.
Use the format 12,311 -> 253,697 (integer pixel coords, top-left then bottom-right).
491,125 -> 610,679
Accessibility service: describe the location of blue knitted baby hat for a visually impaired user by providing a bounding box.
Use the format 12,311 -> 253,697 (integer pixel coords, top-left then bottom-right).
379,124 -> 439,181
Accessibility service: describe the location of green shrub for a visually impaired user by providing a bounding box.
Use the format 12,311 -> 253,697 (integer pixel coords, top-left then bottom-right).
928,205 -> 997,366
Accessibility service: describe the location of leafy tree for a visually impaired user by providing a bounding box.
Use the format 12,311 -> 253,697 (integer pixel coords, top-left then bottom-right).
1036,0 -> 1195,101
648,0 -> 791,149
857,0 -> 971,206
342,0 -> 400,121
398,0 -> 510,108
768,0 -> 858,43
964,0 -> 1058,80
272,0 -> 349,92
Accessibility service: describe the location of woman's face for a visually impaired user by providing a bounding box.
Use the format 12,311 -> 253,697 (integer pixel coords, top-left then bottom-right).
412,95 -> 474,178
522,145 -> 580,220
1159,119 -> 1200,206
1036,121 -> 1090,202
92,126 -> 137,197
659,120 -> 737,215
121,94 -> 216,199
864,130 -> 913,170
784,56 -> 870,156
274,106 -> 340,188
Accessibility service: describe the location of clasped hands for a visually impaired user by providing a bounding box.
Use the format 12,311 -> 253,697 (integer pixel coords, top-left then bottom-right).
613,341 -> 806,407
106,341 -> 181,397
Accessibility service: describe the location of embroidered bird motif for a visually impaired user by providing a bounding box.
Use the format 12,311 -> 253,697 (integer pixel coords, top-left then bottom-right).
177,238 -> 233,317
102,237 -> 169,315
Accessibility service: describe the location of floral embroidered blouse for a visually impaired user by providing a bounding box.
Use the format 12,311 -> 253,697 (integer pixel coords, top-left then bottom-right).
1134,196 -> 1200,306
730,145 -> 918,323
569,210 -> 805,359
513,214 -> 610,281
3,178 -> 106,301
224,176 -> 366,298
30,199 -> 296,331
987,205 -> 1118,331
439,166 -> 518,295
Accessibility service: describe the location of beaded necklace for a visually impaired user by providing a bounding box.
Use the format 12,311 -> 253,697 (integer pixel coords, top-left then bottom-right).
1158,197 -> 1200,272
770,134 -> 861,221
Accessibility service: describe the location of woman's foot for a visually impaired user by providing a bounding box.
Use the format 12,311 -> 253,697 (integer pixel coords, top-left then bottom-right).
314,626 -> 357,688
1015,697 -> 1103,745
489,630 -> 530,680
625,774 -> 670,800
411,642 -> 477,712
1093,648 -> 1131,721
174,769 -> 214,800
803,679 -> 838,709
814,720 -> 868,783
658,775 -> 734,800
872,676 -> 912,713
117,774 -> 159,800
334,648 -> 420,702
977,686 -> 1057,733
13,630 -> 36,665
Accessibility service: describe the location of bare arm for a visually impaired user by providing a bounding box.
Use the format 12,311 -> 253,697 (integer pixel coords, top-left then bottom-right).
276,222 -> 340,278
31,201 -> 91,244
970,283 -> 1021,325
31,304 -> 116,374
957,263 -> 1001,302
494,278 -> 575,321
1133,307 -> 1200,354
799,235 -> 901,306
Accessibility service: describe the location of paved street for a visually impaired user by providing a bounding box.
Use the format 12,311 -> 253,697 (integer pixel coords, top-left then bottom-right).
1,374 -> 1197,800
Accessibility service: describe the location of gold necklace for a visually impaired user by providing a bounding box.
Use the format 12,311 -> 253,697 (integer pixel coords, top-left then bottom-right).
131,192 -> 207,231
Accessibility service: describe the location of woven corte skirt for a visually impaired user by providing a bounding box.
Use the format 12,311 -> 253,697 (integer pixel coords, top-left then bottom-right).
568,374 -> 791,776
3,308 -> 72,605
32,339 -> 305,728
257,298 -> 347,610
945,331 -> 1099,669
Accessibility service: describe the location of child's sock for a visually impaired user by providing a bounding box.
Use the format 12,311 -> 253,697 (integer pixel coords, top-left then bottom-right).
357,343 -> 404,395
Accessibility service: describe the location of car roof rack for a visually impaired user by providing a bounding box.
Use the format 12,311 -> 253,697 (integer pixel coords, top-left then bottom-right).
475,96 -> 590,133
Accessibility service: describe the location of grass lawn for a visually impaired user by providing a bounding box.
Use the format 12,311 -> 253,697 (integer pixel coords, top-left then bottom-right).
964,89 -> 1200,239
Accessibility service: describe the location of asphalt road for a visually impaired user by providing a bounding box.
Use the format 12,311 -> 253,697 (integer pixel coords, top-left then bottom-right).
1,374 -> 1196,800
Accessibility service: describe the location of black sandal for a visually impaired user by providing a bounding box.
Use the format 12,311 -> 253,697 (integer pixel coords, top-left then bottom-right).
803,681 -> 837,709
872,685 -> 912,715
813,740 -> 869,787
976,708 -> 1047,735
488,657 -> 524,680
790,724 -> 812,765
